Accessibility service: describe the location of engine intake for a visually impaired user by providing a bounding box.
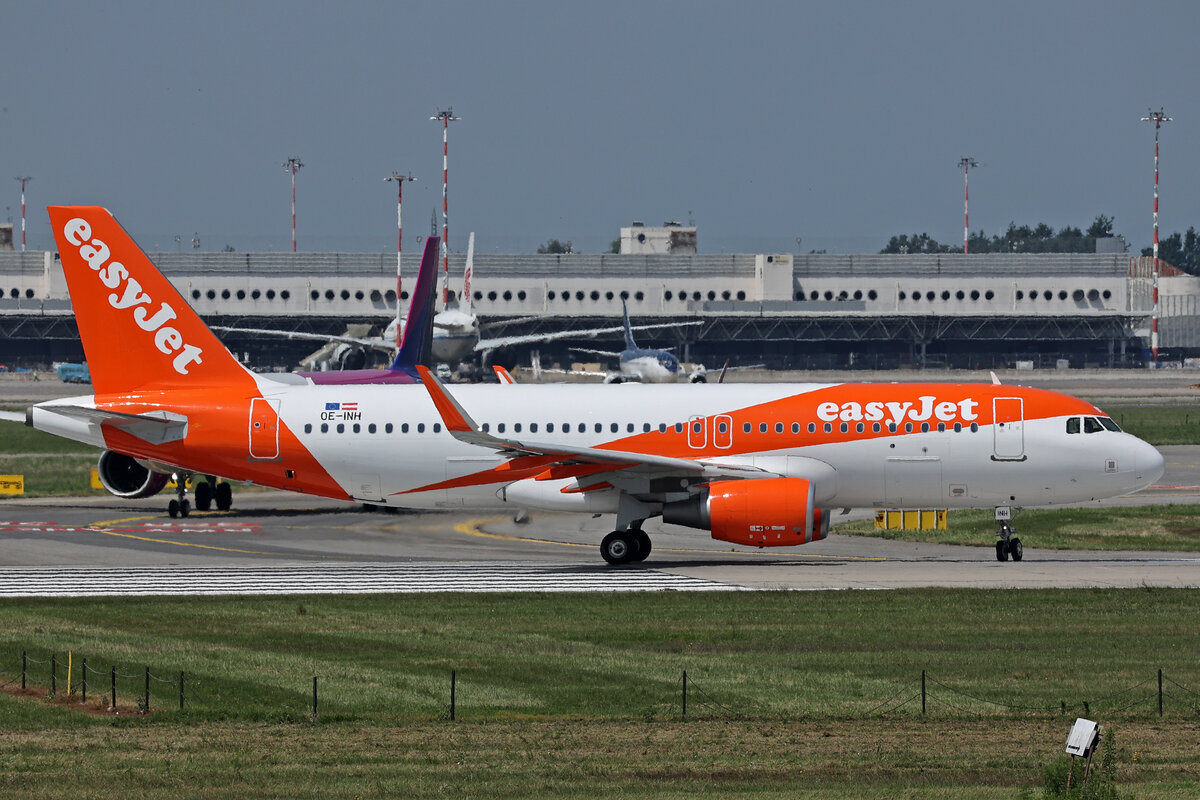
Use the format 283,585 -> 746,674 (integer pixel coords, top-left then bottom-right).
662,477 -> 829,547
96,450 -> 170,499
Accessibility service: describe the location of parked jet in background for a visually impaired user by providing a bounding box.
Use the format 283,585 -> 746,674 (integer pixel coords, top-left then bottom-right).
218,233 -> 686,373
17,205 -> 1165,565
568,300 -> 706,383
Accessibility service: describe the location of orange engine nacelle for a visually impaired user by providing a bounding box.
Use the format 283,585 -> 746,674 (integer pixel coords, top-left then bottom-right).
661,477 -> 830,547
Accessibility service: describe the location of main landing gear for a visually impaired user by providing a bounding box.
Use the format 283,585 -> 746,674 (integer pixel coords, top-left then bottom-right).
194,476 -> 233,512
600,524 -> 653,565
167,474 -> 233,518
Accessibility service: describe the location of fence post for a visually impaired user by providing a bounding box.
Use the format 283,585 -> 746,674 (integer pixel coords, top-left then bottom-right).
50,654 -> 56,697
312,676 -> 318,721
144,667 -> 150,714
180,671 -> 185,711
1158,669 -> 1163,717
111,666 -> 116,709
21,651 -> 26,690
682,670 -> 687,718
921,670 -> 926,715
450,670 -> 456,722
82,658 -> 87,704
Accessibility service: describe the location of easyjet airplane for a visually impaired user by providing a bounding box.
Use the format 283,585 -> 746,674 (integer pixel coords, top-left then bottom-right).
13,207 -> 1166,565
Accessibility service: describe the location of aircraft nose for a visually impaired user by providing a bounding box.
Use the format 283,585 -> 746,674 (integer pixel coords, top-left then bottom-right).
1129,437 -> 1165,489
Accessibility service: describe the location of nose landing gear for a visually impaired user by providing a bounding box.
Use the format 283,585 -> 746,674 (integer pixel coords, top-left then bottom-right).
995,519 -> 1023,562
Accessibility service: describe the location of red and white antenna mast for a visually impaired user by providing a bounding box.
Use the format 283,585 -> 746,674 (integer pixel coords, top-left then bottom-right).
1142,108 -> 1171,365
957,158 -> 980,253
384,171 -> 416,340
282,157 -> 304,252
431,107 -> 460,305
14,176 -> 31,251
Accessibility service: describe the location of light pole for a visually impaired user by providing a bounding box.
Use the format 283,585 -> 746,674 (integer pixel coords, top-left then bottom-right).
1141,108 -> 1171,365
958,158 -> 980,253
431,107 -> 460,305
14,176 -> 31,251
384,172 -> 416,339
282,157 -> 304,252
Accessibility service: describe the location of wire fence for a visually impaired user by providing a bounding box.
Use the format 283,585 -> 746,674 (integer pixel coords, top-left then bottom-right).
1,648 -> 1197,723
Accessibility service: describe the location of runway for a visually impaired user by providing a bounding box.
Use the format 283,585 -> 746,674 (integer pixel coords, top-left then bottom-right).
0,486 -> 1197,593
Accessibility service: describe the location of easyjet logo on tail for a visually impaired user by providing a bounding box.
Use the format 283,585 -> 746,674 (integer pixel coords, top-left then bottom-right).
63,217 -> 204,376
817,396 -> 980,426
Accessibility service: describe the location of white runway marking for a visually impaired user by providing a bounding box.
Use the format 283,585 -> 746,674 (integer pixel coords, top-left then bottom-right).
0,564 -> 739,597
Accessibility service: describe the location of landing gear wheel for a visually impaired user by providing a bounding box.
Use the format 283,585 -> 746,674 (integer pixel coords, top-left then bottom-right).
195,481 -> 213,511
1009,537 -> 1023,562
995,541 -> 1009,562
179,499 -> 190,518
632,530 -> 652,562
168,499 -> 180,519
601,530 -> 637,565
215,482 -> 233,511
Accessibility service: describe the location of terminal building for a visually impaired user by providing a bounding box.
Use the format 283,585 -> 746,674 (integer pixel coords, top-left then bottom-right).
0,238 -> 1190,372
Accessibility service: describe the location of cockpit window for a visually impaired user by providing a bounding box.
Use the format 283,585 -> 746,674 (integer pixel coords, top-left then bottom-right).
1084,417 -> 1104,434
1066,417 -> 1080,434
1098,417 -> 1121,432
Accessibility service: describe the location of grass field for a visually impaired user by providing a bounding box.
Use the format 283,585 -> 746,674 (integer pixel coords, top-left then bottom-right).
1101,404 -> 1200,446
1,590 -> 1198,798
834,504 -> 1200,551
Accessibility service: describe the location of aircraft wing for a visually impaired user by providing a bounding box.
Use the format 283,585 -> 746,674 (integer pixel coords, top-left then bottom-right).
0,410 -> 26,424
36,405 -> 189,445
416,366 -> 767,480
476,321 -> 701,354
212,326 -> 396,354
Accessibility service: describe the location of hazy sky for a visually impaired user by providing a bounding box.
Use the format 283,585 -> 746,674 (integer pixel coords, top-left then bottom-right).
3,1 -> 1198,255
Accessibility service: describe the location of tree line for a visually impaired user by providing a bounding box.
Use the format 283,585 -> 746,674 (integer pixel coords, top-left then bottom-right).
881,215 -> 1119,255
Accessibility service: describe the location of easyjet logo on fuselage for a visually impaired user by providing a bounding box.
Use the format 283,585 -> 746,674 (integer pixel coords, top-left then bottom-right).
816,396 -> 980,426
63,217 -> 203,375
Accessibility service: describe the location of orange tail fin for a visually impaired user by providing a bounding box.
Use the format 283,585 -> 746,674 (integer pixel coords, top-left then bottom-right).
48,206 -> 251,395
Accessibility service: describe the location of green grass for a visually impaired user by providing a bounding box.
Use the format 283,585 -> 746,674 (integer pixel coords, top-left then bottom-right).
1,591 -> 1199,798
1104,404 -> 1200,445
835,505 -> 1200,551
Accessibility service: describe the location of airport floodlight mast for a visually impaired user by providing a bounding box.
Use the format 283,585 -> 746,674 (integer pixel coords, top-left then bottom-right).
384,171 -> 416,335
14,176 -> 31,251
1141,107 -> 1171,364
282,157 -> 304,252
958,158 -> 980,253
431,107 -> 460,305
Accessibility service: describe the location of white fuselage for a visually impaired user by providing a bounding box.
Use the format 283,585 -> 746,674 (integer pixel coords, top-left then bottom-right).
36,381 -> 1163,516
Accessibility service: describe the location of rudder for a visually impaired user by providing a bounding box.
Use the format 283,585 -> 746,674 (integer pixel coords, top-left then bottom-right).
48,206 -> 253,395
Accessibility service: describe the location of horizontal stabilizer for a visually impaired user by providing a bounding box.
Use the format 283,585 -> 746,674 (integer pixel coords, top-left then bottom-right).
40,405 -> 188,445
